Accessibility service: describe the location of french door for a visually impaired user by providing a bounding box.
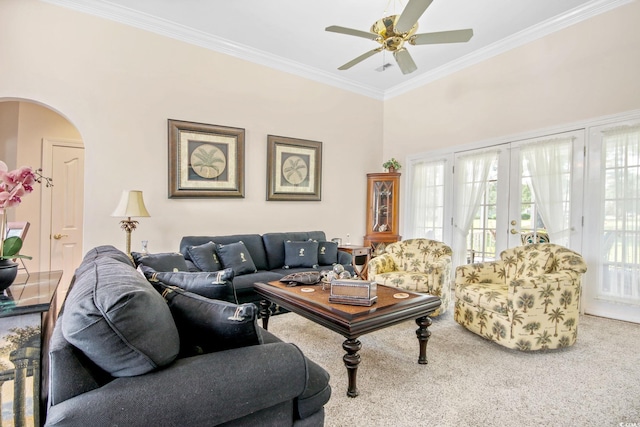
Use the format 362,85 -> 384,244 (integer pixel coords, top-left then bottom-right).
584,122 -> 640,323
453,130 -> 584,267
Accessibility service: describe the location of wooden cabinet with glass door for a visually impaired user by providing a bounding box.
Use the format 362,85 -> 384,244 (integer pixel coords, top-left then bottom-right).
364,172 -> 401,256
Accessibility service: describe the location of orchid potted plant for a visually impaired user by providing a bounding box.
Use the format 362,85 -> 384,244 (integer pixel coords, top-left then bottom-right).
0,161 -> 53,278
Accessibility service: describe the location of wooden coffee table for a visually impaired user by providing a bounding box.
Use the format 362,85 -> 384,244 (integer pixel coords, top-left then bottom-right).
254,281 -> 441,397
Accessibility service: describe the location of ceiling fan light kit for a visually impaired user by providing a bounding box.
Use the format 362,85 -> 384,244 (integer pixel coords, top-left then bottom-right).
326,0 -> 473,75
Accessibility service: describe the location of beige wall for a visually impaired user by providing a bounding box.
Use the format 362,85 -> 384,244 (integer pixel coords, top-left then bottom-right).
383,1 -> 640,161
2,0 -> 638,259
0,0 -> 383,254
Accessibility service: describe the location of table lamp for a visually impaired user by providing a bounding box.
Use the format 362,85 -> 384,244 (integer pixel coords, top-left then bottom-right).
111,190 -> 150,254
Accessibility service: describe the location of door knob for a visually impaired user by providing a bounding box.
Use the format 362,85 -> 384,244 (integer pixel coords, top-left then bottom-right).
510,229 -> 518,234
53,233 -> 68,240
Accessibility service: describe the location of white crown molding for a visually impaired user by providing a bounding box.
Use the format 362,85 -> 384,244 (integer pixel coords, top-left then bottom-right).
42,0 -> 630,101
41,0 -> 386,99
384,0 -> 633,100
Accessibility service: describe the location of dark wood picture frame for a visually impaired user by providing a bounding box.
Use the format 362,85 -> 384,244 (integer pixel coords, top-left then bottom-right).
168,119 -> 245,198
266,135 -> 322,201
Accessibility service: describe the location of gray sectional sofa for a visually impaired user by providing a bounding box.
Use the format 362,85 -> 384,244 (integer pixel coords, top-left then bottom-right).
179,231 -> 353,305
45,245 -> 331,426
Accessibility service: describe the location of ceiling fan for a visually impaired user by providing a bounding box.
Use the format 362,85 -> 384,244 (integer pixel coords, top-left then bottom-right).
325,0 -> 473,75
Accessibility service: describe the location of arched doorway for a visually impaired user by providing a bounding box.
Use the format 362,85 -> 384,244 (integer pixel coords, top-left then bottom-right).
0,99 -> 84,303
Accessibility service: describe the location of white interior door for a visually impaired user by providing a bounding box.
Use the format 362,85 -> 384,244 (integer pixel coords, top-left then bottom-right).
40,139 -> 84,308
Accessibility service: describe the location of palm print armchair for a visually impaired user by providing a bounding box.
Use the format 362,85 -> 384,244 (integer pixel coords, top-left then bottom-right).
367,239 -> 452,317
454,243 -> 587,351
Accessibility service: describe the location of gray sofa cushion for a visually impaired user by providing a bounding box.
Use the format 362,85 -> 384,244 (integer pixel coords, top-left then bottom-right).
217,241 -> 258,275
62,257 -> 180,377
318,241 -> 339,265
284,240 -> 319,268
263,231 -> 327,269
140,265 -> 236,302
181,234 -> 269,271
186,241 -> 223,272
159,284 -> 263,357
131,251 -> 189,272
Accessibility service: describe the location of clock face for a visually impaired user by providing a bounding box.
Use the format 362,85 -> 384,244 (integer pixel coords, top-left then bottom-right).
282,155 -> 308,185
190,144 -> 226,179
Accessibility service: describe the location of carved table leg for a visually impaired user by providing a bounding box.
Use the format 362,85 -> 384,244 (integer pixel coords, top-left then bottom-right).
342,338 -> 362,398
259,300 -> 272,330
416,316 -> 432,365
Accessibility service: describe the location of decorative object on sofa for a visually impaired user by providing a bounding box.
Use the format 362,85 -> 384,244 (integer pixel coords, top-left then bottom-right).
140,265 -> 237,302
367,238 -> 452,317
382,157 -> 401,172
46,245 -> 331,426
283,240 -> 319,269
0,161 -> 52,289
168,119 -> 245,198
131,251 -> 188,272
454,243 -> 587,351
364,172 -> 401,255
111,190 -> 150,255
521,230 -> 550,245
217,241 -> 258,275
266,135 -> 322,201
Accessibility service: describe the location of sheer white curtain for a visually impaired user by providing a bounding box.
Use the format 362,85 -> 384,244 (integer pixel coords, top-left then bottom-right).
521,137 -> 573,245
453,151 -> 497,269
601,125 -> 640,303
407,159 -> 446,240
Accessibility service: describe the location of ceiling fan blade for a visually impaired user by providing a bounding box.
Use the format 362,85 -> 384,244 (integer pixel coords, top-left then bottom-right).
410,29 -> 474,45
395,0 -> 434,34
325,25 -> 380,41
393,48 -> 418,75
338,48 -> 383,70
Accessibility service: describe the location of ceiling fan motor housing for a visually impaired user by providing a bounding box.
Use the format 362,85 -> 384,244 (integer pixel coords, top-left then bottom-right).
371,15 -> 418,51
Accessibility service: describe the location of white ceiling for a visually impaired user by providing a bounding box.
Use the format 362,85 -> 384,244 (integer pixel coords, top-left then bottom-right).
45,0 -> 628,99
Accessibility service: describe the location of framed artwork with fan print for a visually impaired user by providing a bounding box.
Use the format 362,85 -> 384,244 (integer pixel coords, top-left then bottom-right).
168,119 -> 245,198
266,135 -> 322,201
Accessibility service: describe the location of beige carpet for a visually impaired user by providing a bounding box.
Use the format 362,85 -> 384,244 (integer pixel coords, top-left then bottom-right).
266,305 -> 640,427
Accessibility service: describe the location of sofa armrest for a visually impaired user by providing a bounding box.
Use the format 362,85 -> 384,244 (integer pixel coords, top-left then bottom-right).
367,254 -> 397,276
455,261 -> 503,286
46,342 -> 309,427
509,271 -> 581,292
337,250 -> 352,266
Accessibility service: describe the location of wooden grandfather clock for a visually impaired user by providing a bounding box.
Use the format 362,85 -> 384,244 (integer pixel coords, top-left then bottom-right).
364,172 -> 401,256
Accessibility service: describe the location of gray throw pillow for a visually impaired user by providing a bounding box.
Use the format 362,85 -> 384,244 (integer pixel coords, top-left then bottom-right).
284,240 -> 319,269
318,241 -> 339,265
140,265 -> 236,302
62,257 -> 180,377
186,241 -> 222,272
131,251 -> 189,272
158,284 -> 262,357
216,241 -> 257,276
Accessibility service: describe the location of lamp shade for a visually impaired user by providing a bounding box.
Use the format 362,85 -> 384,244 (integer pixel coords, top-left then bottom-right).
111,190 -> 151,218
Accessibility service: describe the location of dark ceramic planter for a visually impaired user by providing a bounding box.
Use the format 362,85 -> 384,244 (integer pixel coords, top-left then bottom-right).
0,259 -> 18,292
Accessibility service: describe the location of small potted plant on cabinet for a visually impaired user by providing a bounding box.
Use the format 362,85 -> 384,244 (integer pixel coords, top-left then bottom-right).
382,158 -> 401,173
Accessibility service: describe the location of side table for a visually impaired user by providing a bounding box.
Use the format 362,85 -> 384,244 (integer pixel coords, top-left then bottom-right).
0,270 -> 62,427
338,245 -> 371,279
